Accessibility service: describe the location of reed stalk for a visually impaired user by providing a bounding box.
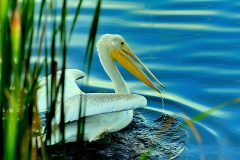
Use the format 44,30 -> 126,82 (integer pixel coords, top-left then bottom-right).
0,0 -> 100,159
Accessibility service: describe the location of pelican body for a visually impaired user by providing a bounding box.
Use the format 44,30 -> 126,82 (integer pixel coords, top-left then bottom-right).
36,34 -> 165,146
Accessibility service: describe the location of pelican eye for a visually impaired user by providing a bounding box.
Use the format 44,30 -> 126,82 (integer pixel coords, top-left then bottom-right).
121,41 -> 124,45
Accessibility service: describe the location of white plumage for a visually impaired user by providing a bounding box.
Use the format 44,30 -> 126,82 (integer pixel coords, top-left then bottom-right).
36,34 -> 165,146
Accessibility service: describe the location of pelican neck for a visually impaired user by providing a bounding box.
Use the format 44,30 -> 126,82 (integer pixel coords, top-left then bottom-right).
98,49 -> 130,94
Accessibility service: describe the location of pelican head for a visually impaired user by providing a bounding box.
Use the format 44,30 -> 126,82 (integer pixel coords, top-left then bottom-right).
97,34 -> 165,93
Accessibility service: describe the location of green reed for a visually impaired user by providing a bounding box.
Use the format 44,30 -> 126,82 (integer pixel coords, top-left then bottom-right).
0,0 -> 100,159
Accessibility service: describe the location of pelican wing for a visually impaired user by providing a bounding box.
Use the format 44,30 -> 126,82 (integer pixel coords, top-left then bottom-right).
53,93 -> 147,124
37,69 -> 85,112
37,69 -> 147,125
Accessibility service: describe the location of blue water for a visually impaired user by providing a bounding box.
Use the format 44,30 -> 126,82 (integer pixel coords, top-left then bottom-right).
36,0 -> 240,159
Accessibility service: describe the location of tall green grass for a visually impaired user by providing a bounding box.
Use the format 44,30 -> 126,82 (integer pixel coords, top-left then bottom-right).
0,0 -> 101,159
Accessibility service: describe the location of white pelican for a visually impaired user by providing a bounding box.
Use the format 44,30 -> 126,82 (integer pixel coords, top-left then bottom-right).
36,34 -> 165,146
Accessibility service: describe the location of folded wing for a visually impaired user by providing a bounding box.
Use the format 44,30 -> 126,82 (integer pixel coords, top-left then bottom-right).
37,69 -> 85,112
37,69 -> 147,125
53,93 -> 147,124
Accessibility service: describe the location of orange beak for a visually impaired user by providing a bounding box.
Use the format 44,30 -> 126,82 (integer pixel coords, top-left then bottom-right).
110,44 -> 165,93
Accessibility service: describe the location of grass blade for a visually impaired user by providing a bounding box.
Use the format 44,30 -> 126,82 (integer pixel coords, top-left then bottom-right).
179,97 -> 240,129
68,0 -> 83,41
37,0 -> 46,42
58,0 -> 67,158
83,0 -> 101,88
76,0 -> 101,159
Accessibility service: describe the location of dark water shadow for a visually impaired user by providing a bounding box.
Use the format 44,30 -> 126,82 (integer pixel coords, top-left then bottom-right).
39,108 -> 188,160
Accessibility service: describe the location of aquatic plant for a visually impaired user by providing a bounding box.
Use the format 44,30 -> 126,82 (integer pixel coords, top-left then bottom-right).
0,0 -> 100,159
